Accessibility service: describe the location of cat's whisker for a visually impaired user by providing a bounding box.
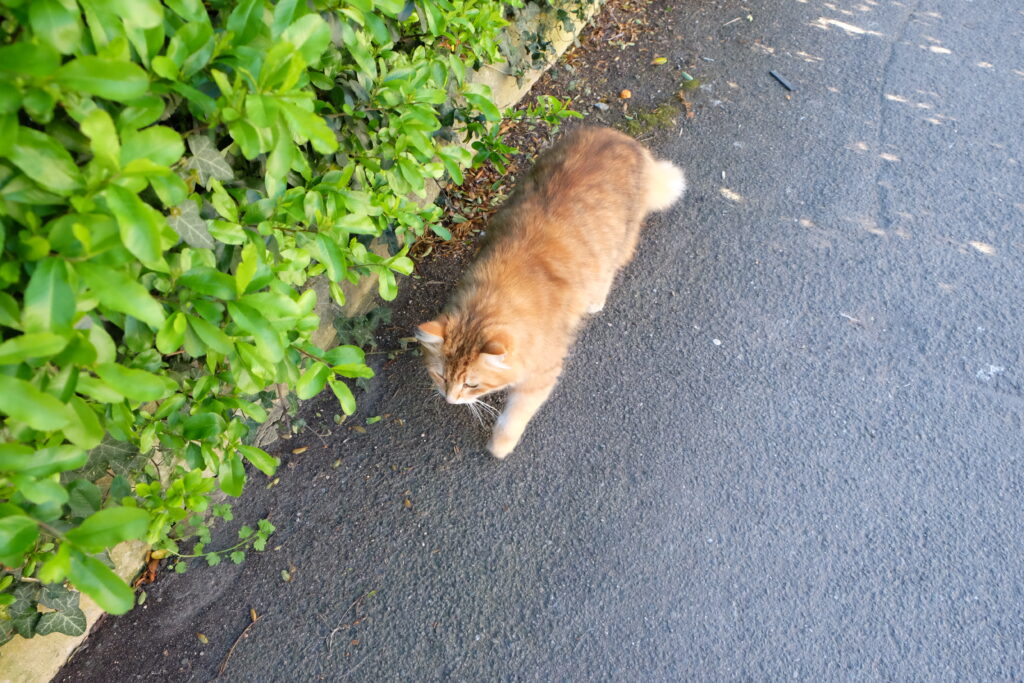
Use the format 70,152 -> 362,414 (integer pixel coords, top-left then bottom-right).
474,400 -> 499,416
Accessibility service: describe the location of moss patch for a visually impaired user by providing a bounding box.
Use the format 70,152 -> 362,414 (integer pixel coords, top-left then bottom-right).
618,101 -> 682,137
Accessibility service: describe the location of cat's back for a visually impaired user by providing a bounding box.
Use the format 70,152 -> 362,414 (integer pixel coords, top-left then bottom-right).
520,126 -> 648,210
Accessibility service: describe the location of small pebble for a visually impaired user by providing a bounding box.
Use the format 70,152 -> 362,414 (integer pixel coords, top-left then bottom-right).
593,101 -> 610,111
712,338 -> 722,346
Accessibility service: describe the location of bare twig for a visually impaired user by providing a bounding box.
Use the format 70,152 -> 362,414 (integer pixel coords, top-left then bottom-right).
218,611 -> 265,677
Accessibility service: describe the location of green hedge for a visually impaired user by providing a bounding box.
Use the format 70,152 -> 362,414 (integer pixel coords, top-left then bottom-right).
0,0 -> 551,642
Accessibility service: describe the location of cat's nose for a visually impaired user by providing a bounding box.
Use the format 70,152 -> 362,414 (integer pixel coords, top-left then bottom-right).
445,392 -> 460,404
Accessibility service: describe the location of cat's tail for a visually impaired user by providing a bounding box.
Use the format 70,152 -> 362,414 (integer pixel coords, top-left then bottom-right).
644,157 -> 687,213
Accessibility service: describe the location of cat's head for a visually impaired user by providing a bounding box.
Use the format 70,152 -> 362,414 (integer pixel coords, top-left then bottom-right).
415,315 -> 516,404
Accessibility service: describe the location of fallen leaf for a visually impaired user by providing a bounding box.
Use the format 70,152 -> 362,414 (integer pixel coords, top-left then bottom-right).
281,569 -> 292,582
403,498 -> 412,508
197,633 -> 209,644
651,56 -> 667,65
619,89 -> 632,99
351,425 -> 366,433
250,608 -> 258,622
291,446 -> 308,454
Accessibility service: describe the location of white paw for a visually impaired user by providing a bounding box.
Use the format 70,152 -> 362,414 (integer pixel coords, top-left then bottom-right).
487,432 -> 518,460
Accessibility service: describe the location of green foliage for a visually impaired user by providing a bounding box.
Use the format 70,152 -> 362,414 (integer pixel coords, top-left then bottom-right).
0,0 -> 561,637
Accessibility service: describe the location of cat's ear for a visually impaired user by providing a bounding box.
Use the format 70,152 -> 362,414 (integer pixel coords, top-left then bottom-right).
415,317 -> 446,345
480,337 -> 510,370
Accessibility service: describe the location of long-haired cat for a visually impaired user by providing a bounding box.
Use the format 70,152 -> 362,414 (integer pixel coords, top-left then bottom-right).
416,126 -> 686,459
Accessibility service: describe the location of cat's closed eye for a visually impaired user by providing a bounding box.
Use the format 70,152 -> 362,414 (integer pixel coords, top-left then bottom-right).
464,383 -> 479,389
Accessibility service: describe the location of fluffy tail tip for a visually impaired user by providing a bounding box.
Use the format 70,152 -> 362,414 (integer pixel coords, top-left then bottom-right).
645,158 -> 687,212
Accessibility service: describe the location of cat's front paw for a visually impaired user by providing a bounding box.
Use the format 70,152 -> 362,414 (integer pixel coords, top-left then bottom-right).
487,431 -> 519,460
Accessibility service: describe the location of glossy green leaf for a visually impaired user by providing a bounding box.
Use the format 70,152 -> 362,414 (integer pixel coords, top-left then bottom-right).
65,507 -> 149,552
315,234 -> 345,283
80,108 -> 121,170
56,56 -> 150,102
104,184 -> 166,267
237,445 -> 278,477
179,267 -> 236,300
281,14 -> 330,64
98,0 -> 164,28
227,0 -> 264,44
68,549 -> 134,614
94,363 -> 176,401
218,454 -> 245,497
64,397 -> 105,449
29,0 -> 83,54
328,377 -> 356,415
22,258 -> 75,334
121,125 -> 185,167
296,361 -> 329,400
6,127 -> 82,195
16,478 -> 69,505
187,315 -> 234,354
0,445 -> 85,477
0,43 -> 60,77
0,332 -> 69,364
77,261 -> 166,329
227,301 -> 284,363
0,516 -> 38,563
0,374 -> 71,431
156,311 -> 187,354
182,412 -> 224,440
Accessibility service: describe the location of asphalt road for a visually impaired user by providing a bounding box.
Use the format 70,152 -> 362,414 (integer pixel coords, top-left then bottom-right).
58,0 -> 1024,680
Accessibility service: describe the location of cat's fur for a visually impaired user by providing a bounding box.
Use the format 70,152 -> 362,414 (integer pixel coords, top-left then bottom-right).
416,126 -> 686,459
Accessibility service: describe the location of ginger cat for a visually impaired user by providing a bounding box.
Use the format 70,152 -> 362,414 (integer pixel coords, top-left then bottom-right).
416,126 -> 686,459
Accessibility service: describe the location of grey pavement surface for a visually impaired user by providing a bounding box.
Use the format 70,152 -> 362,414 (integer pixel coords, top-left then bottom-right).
58,0 -> 1024,680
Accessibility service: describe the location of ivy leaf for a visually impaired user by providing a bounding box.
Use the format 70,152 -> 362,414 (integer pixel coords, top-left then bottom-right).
167,199 -> 215,249
35,608 -> 87,637
184,135 -> 234,188
66,479 -> 102,519
38,584 -> 80,613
